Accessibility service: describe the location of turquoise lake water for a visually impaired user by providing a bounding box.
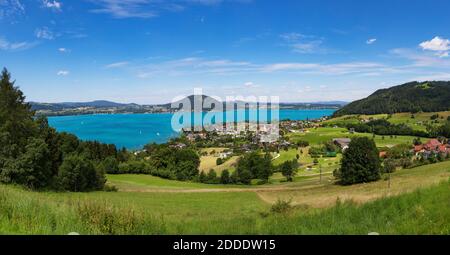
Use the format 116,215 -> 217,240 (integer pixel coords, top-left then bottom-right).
48,109 -> 335,149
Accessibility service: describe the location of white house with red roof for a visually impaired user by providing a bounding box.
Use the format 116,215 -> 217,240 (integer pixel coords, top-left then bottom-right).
414,139 -> 450,158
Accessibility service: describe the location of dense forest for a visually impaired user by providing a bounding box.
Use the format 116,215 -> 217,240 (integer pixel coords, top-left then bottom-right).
333,81 -> 450,117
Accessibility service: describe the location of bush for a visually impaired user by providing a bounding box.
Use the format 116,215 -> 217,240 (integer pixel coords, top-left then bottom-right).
103,184 -> 118,192
382,159 -> 396,173
296,140 -> 309,147
206,169 -> 219,184
270,199 -> 293,214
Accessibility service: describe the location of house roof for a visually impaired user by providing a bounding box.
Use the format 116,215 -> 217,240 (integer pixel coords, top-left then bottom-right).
414,144 -> 424,152
424,139 -> 442,150
333,138 -> 351,143
426,139 -> 442,147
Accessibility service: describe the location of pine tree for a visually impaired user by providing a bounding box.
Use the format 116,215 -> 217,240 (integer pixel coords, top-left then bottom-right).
0,68 -> 36,157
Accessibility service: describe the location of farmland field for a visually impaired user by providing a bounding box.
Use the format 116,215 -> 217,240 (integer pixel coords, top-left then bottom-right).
324,111 -> 450,132
287,127 -> 417,148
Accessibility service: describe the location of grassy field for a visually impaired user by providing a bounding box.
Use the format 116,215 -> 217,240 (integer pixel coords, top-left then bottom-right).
272,147 -> 341,175
1,161 -> 449,234
324,111 -> 450,132
287,127 -> 417,148
199,148 -> 238,174
259,160 -> 450,207
107,174 -> 248,191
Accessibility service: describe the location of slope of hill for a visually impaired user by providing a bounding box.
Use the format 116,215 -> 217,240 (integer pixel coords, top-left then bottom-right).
333,81 -> 450,117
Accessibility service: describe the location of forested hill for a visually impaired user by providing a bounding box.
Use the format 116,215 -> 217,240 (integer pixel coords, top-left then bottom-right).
333,81 -> 450,117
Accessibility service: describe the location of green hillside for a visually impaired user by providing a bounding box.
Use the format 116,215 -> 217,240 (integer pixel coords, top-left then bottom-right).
334,81 -> 450,117
1,161 -> 449,234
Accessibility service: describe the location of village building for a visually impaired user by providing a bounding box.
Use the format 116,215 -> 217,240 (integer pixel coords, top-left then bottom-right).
333,138 -> 351,151
413,139 -> 450,158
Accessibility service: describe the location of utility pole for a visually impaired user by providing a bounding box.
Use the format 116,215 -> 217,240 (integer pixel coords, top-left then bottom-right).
319,165 -> 322,184
388,171 -> 391,190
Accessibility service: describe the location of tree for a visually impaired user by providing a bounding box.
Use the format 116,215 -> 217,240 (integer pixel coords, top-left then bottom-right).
0,68 -> 36,158
36,116 -> 62,177
337,137 -> 381,185
281,159 -> 298,182
98,156 -> 119,174
438,122 -> 450,138
206,169 -> 218,184
220,169 -> 231,184
176,161 -> 198,181
236,152 -> 273,183
236,168 -> 252,185
230,170 -> 239,184
199,171 -> 207,183
387,144 -> 412,159
0,138 -> 53,189
383,158 -> 396,173
57,154 -> 104,192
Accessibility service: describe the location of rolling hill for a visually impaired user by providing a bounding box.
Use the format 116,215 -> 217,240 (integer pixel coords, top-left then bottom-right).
333,81 -> 450,117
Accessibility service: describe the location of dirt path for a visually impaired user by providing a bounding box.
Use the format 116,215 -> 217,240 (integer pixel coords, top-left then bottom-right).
116,176 -> 332,194
118,185 -> 320,193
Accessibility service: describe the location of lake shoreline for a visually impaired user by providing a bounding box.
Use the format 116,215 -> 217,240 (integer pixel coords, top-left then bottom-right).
48,109 -> 336,149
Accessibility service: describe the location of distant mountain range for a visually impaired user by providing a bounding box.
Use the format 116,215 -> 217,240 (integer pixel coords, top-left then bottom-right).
333,81 -> 450,117
30,100 -> 140,111
31,96 -> 346,116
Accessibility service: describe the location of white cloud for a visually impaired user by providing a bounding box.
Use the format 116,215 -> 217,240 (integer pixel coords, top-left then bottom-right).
131,55 -> 406,79
243,81 -> 260,88
291,40 -> 323,54
437,51 -> 449,58
279,32 -> 327,54
135,57 -> 256,78
105,61 -> 129,68
0,0 -> 25,20
366,38 -> 377,45
0,37 -> 36,51
42,0 -> 62,11
419,36 -> 450,58
57,70 -> 70,76
391,48 -> 450,67
279,32 -> 304,42
420,36 -> 450,51
58,47 -> 70,53
35,27 -> 54,40
88,0 -> 249,19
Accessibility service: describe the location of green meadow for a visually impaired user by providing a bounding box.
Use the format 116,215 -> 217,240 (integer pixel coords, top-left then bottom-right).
1,161 -> 449,235
287,127 -> 417,148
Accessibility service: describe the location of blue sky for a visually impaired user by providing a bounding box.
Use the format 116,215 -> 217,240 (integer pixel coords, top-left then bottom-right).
1,0 -> 450,104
